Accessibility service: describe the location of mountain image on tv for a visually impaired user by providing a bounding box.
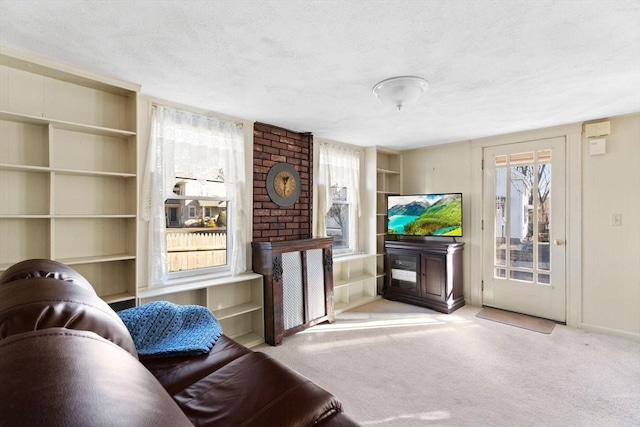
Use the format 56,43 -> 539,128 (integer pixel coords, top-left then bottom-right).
387,193 -> 462,237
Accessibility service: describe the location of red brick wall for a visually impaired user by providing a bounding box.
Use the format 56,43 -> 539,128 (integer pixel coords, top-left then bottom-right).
252,122 -> 312,242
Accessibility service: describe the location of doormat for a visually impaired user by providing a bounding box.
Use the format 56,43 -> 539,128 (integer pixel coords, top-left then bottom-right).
476,307 -> 556,334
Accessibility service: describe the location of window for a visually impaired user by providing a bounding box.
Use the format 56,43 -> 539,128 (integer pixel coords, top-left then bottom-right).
165,174 -> 228,273
143,106 -> 247,286
317,143 -> 361,254
326,185 -> 350,250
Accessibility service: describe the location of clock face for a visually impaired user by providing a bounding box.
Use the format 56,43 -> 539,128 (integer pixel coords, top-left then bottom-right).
266,162 -> 301,207
274,171 -> 296,198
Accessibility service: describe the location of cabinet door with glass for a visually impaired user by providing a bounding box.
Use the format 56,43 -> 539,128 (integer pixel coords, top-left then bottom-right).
386,250 -> 420,295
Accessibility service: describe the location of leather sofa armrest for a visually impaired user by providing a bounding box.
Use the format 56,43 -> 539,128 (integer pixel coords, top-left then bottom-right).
0,328 -> 192,426
314,412 -> 360,426
0,258 -> 94,291
0,276 -> 137,357
174,351 -> 352,426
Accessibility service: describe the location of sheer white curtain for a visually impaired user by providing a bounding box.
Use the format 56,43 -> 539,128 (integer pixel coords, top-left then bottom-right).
316,143 -> 361,252
142,106 -> 247,286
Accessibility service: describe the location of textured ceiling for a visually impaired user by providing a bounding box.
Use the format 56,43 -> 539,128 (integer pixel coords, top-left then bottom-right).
0,0 -> 639,150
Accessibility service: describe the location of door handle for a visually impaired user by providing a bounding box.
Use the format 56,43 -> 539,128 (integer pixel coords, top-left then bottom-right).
553,239 -> 565,246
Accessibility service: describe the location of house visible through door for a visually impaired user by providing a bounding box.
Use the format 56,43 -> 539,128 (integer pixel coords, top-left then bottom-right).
482,137 -> 566,322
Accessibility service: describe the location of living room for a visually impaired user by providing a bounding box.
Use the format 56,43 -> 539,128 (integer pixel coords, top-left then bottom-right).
0,1 -> 639,426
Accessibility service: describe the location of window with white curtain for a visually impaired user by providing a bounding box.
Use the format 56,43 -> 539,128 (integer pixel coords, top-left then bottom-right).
142,106 -> 247,286
165,175 -> 227,274
317,143 -> 361,254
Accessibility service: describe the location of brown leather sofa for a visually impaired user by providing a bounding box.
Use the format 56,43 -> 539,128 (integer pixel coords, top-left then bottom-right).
0,259 -> 357,426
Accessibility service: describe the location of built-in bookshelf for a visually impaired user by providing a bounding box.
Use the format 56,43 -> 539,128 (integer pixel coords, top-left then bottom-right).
374,148 -> 402,294
137,273 -> 265,348
333,253 -> 378,314
0,46 -> 139,309
0,47 -> 267,348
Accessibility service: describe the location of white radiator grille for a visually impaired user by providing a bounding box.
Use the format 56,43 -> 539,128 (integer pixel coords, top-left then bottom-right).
307,248 -> 326,321
282,251 -> 304,330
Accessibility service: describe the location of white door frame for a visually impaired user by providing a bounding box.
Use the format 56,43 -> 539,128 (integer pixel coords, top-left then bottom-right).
483,137 -> 566,321
469,123 -> 583,327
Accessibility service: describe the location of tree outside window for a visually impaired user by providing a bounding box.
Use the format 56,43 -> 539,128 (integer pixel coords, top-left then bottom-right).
326,185 -> 349,250
318,142 -> 360,254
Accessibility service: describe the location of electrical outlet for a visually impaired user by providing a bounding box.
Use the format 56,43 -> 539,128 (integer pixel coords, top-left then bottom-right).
611,213 -> 622,226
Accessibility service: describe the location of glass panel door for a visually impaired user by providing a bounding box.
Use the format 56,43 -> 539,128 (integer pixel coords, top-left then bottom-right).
388,252 -> 419,293
483,137 -> 566,322
493,150 -> 552,284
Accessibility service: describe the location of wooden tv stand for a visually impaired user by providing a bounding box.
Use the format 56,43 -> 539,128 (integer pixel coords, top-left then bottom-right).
384,240 -> 464,313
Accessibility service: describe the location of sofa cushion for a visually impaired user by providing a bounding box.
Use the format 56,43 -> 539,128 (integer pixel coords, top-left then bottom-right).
142,335 -> 252,396
174,351 -> 345,426
0,278 -> 138,357
0,328 -> 192,427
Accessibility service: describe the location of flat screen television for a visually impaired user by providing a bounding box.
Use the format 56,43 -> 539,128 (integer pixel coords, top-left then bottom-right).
387,193 -> 463,237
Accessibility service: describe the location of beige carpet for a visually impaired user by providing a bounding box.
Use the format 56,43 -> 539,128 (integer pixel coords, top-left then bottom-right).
256,299 -> 640,426
475,307 -> 556,334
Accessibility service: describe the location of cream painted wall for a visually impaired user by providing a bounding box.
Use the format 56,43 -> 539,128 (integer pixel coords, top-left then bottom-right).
581,114 -> 640,336
401,142 -> 473,301
400,114 -> 640,339
134,90 -> 638,337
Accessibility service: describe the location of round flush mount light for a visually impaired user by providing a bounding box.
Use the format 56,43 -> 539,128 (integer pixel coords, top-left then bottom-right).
372,76 -> 429,111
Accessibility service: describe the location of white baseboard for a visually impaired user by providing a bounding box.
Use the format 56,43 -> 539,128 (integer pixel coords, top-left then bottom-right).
579,322 -> 640,341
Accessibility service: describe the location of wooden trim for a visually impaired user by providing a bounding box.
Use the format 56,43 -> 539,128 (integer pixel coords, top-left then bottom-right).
252,237 -> 334,345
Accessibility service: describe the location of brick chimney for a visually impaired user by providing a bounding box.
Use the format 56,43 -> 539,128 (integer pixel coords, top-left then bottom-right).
252,123 -> 312,242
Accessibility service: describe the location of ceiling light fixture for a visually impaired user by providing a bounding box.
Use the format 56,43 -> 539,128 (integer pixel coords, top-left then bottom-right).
372,76 -> 429,111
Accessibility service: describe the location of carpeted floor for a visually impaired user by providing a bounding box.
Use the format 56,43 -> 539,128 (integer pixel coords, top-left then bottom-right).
256,299 -> 640,426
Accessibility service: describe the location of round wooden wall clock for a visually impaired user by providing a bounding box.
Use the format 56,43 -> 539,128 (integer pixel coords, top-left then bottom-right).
266,162 -> 301,207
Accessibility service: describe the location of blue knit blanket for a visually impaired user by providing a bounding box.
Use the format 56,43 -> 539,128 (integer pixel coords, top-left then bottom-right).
117,301 -> 223,358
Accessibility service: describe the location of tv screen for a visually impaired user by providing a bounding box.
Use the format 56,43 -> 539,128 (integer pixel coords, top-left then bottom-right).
387,193 -> 463,237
